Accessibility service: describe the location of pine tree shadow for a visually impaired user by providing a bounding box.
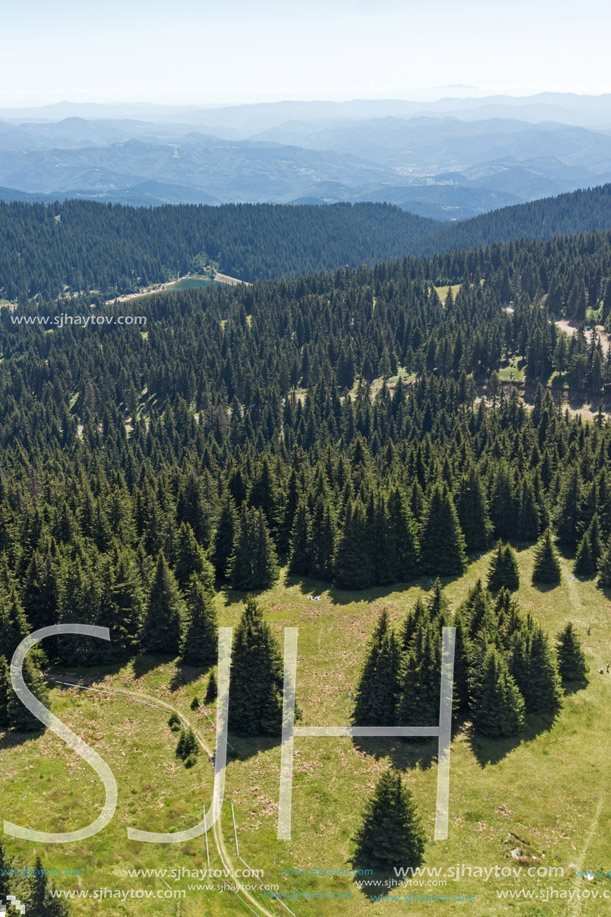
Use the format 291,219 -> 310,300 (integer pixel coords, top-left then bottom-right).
530,582 -> 563,594
562,678 -> 589,696
0,727 -> 45,750
286,573 -> 465,607
221,585 -> 270,606
224,733 -> 280,763
351,736 -> 438,771
596,583 -> 611,602
46,661 -> 124,689
349,861 -> 406,901
169,661 -> 214,691
467,711 -> 558,767
132,653 -> 173,680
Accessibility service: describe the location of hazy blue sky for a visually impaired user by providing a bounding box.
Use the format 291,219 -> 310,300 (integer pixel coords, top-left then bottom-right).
3,0 -> 611,106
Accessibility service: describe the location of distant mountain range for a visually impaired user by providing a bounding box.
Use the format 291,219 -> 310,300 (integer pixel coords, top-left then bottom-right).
0,95 -> 610,218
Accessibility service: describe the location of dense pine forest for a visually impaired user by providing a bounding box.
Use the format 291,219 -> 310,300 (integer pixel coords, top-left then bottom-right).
3,184 -> 611,300
0,201 -> 436,300
0,224 -> 609,739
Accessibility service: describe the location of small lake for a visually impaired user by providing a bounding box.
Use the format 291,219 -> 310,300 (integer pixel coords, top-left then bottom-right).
167,277 -> 217,292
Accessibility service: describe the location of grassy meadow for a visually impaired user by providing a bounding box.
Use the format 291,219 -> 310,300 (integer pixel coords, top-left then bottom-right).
1,544 -> 611,916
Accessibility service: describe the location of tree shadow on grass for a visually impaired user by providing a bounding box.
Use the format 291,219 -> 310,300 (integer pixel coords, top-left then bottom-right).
286,573 -> 465,607
132,653 -> 173,680
224,733 -> 280,764
467,710 -> 558,767
562,677 -> 589,696
0,727 -> 44,751
530,581 -> 564,594
350,861 -> 407,902
169,660 -> 214,692
351,736 -> 439,771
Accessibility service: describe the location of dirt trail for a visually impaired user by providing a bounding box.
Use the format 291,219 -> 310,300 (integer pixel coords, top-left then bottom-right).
555,319 -> 611,354
51,677 -> 277,917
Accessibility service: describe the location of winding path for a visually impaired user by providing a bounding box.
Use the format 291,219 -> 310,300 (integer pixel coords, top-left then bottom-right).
50,676 -> 279,917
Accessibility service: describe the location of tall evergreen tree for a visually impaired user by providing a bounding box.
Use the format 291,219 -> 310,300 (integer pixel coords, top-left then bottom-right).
420,483 -> 467,576
532,530 -> 562,585
26,856 -> 70,916
455,466 -> 492,552
396,624 -> 442,727
228,597 -> 284,736
335,498 -> 375,589
174,522 -> 214,593
180,575 -> 218,665
556,622 -> 589,684
8,656 -> 50,732
384,487 -> 420,582
141,552 -> 186,655
353,612 -> 402,726
101,548 -> 144,656
574,532 -> 595,576
0,654 -> 10,727
229,506 -> 279,591
597,534 -> 611,588
471,646 -> 525,737
353,770 -> 425,872
487,541 -> 520,592
555,468 -> 581,548
520,626 -> 563,716
288,499 -> 312,576
212,496 -> 238,581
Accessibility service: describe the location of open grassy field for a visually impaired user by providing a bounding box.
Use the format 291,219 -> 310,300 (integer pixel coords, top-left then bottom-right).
2,545 -> 611,916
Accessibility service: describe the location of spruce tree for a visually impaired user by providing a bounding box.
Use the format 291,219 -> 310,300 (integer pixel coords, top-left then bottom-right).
22,548 -> 59,632
141,552 -> 186,655
471,646 -> 525,737
353,770 -> 425,872
205,671 -> 218,703
228,506 -> 279,591
520,627 -> 563,715
532,530 -> 562,585
288,499 -> 312,576
574,532 -> 595,576
308,495 -> 338,581
0,588 -> 30,661
228,597 -> 284,736
174,522 -> 214,593
8,657 -> 50,732
556,622 -> 589,684
587,514 -> 603,567
385,487 -> 420,582
452,611 -> 473,714
420,483 -> 467,576
353,612 -> 402,726
487,541 -> 520,592
488,462 -> 518,540
180,575 -> 218,665
455,466 -> 492,553
103,548 -> 144,656
555,468 -> 581,548
396,624 -> 441,727
212,496 -> 238,581
0,654 -> 10,727
597,535 -> 611,588
334,498 -> 375,589
0,836 -> 12,902
26,856 -> 70,916
517,477 -> 540,542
